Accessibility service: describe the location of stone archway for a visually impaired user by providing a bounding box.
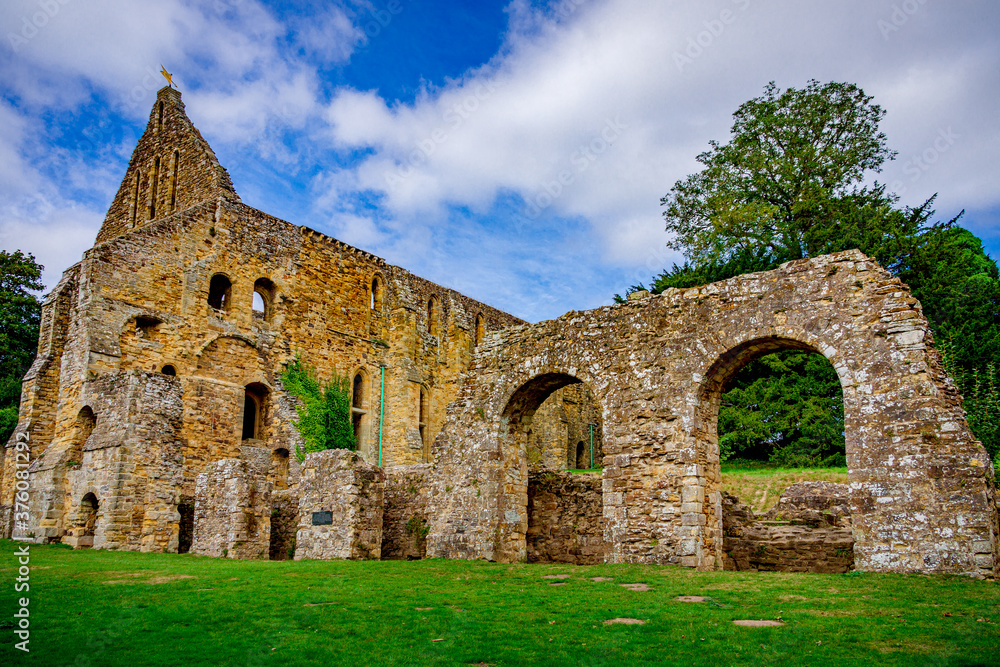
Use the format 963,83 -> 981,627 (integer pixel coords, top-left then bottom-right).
426,250 -> 998,575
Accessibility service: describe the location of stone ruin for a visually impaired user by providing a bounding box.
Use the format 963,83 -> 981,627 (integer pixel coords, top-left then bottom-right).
1,86 -> 996,576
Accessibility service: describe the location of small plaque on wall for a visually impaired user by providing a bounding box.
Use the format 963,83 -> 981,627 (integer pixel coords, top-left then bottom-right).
311,511 -> 333,526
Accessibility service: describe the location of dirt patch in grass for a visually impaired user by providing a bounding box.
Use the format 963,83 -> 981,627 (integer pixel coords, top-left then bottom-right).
542,574 -> 571,579
103,573 -> 195,585
620,583 -> 651,591
675,596 -> 707,602
148,574 -> 196,584
733,620 -> 784,627
604,618 -> 645,625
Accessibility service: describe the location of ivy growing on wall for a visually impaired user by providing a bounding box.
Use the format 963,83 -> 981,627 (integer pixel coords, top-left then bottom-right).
280,356 -> 354,461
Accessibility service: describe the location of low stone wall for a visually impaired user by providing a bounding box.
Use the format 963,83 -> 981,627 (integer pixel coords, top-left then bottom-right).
191,458 -> 271,560
526,468 -> 605,564
382,464 -> 432,560
295,449 -> 384,560
723,482 -> 855,574
269,488 -> 299,561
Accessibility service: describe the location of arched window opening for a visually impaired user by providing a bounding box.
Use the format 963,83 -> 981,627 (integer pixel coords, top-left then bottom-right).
242,383 -> 269,441
272,447 -> 290,491
207,274 -> 232,312
475,313 -> 485,346
504,374 -> 605,563
169,150 -> 179,212
130,173 -> 140,227
134,315 -> 161,338
370,276 -> 384,311
148,156 -> 160,220
76,406 -> 96,448
427,295 -> 439,336
68,406 -> 96,469
79,492 -> 99,548
351,373 -> 369,455
161,364 -> 176,376
157,101 -> 164,132
253,278 -> 276,321
418,386 -> 429,461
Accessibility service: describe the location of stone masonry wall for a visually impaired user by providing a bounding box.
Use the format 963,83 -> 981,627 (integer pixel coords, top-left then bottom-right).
1,85 -> 529,550
191,458 -> 271,559
382,464 -> 432,559
294,449 -> 384,560
526,468 -> 605,564
427,250 -> 997,576
722,484 -> 855,574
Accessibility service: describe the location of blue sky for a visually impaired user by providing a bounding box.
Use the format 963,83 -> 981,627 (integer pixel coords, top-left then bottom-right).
1,0 -> 998,322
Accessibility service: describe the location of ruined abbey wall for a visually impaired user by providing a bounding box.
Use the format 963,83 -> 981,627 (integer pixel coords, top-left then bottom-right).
2,86 -> 995,577
0,87 -> 522,546
426,250 -> 998,576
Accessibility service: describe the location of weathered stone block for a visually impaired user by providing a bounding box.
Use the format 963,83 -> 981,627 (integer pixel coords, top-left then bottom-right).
191,458 -> 271,559
295,449 -> 384,560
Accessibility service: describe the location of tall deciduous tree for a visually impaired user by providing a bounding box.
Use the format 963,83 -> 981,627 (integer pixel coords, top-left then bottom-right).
653,80 -> 1000,465
662,80 -> 895,265
0,250 -> 44,442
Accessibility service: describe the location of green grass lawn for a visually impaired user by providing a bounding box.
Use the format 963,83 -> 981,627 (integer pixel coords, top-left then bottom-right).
2,540 -> 997,666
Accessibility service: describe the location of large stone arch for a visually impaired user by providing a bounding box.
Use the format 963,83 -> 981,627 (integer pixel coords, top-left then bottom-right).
426,251 -> 998,575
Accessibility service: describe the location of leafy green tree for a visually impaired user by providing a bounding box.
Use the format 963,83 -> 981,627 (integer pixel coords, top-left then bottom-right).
280,357 -> 354,461
651,80 -> 1000,466
0,250 -> 43,442
662,79 -> 895,266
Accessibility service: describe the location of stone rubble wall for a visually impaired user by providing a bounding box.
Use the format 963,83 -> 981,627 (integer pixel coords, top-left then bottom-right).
723,483 -> 855,574
2,85 -> 530,548
191,458 -> 271,559
294,449 -> 384,560
427,250 -> 997,576
381,464 -> 433,559
526,468 -> 606,564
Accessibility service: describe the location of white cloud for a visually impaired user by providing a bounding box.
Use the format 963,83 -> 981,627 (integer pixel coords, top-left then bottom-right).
321,0 -> 1000,290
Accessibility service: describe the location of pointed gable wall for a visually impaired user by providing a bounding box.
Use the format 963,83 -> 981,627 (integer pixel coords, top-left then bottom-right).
96,86 -> 241,244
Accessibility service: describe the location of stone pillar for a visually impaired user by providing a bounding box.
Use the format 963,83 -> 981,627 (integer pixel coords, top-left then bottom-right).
294,449 -> 384,560
191,458 -> 271,559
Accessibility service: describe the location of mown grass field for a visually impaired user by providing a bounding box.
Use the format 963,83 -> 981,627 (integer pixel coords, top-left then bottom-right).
2,540 -> 997,666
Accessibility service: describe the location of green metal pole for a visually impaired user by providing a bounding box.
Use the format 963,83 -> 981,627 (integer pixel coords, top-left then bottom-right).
589,423 -> 594,469
378,365 -> 386,467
